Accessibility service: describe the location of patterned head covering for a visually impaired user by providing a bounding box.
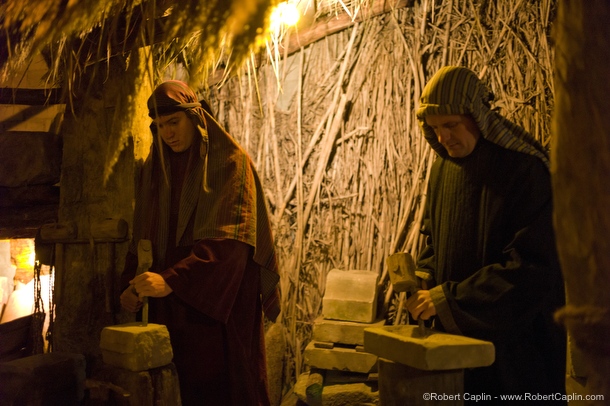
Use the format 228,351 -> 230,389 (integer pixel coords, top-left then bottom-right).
147,80 -> 214,121
416,66 -> 549,168
148,81 -> 203,117
134,81 -> 281,321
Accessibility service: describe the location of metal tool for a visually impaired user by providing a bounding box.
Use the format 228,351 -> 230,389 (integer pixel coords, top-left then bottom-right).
136,239 -> 153,326
386,252 -> 426,331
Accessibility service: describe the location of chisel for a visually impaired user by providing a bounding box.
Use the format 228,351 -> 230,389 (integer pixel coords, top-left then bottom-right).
135,239 -> 153,326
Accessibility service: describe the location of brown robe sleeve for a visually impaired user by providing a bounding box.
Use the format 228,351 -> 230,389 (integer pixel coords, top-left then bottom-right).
152,238 -> 269,405
159,238 -> 251,324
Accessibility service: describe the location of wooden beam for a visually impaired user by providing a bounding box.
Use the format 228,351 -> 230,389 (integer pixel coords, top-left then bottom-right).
0,88 -> 63,105
0,185 -> 60,207
210,0 -> 413,85
0,204 -> 59,239
0,132 -> 62,187
284,0 -> 413,54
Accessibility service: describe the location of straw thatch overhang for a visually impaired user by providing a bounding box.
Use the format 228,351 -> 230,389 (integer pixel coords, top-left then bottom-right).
1,0 -> 277,82
1,0 -> 271,239
1,0 -> 415,96
0,0 -> 414,239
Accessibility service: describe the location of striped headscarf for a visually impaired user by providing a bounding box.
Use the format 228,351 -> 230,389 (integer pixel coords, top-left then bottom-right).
416,66 -> 549,168
133,81 -> 281,321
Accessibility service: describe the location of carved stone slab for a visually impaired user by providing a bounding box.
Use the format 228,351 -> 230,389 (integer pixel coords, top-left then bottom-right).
364,325 -> 494,371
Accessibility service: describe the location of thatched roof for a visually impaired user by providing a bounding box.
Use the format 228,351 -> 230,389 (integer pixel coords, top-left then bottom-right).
1,0 -> 280,88
1,0 -> 415,93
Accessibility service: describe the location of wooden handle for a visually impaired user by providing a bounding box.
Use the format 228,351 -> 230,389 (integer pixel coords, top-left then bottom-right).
39,222 -> 77,241
136,239 -> 153,274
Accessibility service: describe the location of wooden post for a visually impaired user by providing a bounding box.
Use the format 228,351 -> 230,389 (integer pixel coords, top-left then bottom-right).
552,0 -> 610,402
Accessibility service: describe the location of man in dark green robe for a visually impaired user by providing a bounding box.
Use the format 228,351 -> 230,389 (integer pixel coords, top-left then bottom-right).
406,66 -> 566,400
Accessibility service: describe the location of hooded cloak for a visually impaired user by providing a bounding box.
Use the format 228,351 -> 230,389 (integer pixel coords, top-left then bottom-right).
132,80 -> 280,321
413,67 -> 566,398
416,66 -> 549,168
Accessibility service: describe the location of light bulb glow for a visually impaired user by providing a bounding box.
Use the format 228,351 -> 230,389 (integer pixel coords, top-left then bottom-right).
270,2 -> 301,33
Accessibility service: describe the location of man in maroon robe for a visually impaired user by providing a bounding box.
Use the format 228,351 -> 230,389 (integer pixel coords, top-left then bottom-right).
120,80 -> 280,405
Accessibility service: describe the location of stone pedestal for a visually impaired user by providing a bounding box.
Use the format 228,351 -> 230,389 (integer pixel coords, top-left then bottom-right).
265,322 -> 286,406
90,363 -> 181,406
364,325 -> 495,405
96,322 -> 181,405
294,370 -> 379,406
378,358 -> 463,406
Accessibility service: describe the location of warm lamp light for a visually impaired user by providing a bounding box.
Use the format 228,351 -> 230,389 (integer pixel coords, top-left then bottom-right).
270,1 -> 301,32
13,239 -> 36,270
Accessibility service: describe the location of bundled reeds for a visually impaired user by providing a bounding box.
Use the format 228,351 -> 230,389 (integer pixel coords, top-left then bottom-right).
208,0 -> 556,390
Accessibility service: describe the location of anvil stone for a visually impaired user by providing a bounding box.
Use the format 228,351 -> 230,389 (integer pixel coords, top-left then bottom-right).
364,325 -> 494,371
100,323 -> 173,372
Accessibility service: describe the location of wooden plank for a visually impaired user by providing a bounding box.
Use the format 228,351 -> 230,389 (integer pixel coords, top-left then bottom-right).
0,205 -> 59,239
0,185 -> 59,207
0,313 -> 45,362
0,88 -> 63,105
0,132 -> 62,187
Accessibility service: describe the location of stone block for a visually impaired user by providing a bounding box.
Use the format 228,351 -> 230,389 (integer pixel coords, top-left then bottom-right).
100,323 -> 173,372
304,341 -> 378,373
322,269 -> 379,323
294,370 -> 379,406
364,325 -> 494,371
313,316 -> 386,346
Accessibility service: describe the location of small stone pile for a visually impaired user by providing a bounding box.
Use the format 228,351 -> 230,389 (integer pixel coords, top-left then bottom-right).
296,269 -> 383,406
